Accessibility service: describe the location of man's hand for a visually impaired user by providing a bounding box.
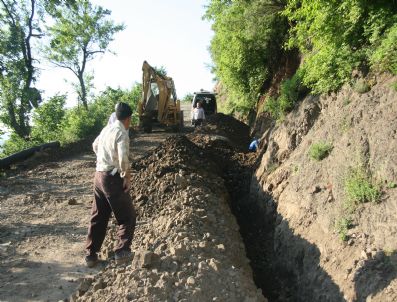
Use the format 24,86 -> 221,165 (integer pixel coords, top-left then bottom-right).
123,176 -> 131,193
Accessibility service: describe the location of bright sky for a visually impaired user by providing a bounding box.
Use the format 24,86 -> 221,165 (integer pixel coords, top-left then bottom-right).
37,0 -> 214,107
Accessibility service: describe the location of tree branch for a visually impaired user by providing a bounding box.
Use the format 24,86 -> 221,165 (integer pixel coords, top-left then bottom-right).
86,50 -> 105,56
31,33 -> 45,38
0,0 -> 16,25
51,61 -> 79,77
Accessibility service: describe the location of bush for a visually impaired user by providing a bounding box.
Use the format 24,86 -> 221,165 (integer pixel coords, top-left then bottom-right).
335,217 -> 353,242
345,167 -> 381,206
263,73 -> 303,120
0,85 -> 142,157
61,85 -> 141,143
353,79 -> 371,94
31,95 -> 66,143
0,133 -> 38,157
371,24 -> 397,75
263,97 -> 279,119
284,1 -> 397,93
60,107 -> 103,143
308,141 -> 333,161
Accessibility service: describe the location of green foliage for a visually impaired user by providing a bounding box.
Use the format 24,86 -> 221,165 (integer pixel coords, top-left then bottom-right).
340,116 -> 352,133
344,167 -> 381,208
335,217 -> 353,242
31,95 -> 66,143
393,82 -> 397,92
60,107 -> 102,142
0,133 -> 38,158
1,85 -> 141,156
387,182 -> 397,189
205,0 -> 288,114
283,0 -> 397,93
182,93 -> 194,103
0,0 -> 43,138
371,24 -> 397,75
353,79 -> 371,94
62,85 -> 141,142
263,73 -> 302,120
308,141 -> 333,161
46,0 -> 125,108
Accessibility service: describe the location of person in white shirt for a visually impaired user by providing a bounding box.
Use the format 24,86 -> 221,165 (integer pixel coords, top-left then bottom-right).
85,102 -> 136,267
192,101 -> 205,127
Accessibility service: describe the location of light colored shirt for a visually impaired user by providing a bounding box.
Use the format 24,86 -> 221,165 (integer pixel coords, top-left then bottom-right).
107,112 -> 117,125
193,107 -> 205,120
93,120 -> 130,178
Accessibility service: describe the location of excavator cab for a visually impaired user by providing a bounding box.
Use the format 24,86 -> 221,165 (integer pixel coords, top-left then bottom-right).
138,61 -> 183,133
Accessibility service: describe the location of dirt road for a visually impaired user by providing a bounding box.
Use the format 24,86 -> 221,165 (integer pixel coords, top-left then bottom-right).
0,103 -> 192,302
0,131 -> 170,302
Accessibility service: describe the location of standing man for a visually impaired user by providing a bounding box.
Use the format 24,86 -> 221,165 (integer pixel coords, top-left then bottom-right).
85,102 -> 136,267
192,101 -> 205,127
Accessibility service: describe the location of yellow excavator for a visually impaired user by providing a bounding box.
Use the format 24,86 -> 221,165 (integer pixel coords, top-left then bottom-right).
138,61 -> 183,133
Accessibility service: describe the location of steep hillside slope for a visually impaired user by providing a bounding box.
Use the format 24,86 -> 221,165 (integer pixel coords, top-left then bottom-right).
247,75 -> 397,301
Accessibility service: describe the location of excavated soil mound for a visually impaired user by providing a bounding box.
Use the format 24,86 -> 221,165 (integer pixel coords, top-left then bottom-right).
72,136 -> 266,302
195,113 -> 251,150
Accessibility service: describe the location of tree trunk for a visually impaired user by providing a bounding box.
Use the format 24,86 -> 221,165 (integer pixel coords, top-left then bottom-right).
6,101 -> 30,138
78,72 -> 87,110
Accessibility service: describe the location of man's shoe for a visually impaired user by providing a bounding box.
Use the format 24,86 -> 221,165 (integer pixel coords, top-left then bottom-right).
115,250 -> 132,265
85,254 -> 98,268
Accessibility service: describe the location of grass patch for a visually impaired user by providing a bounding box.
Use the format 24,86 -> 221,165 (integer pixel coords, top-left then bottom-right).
335,217 -> 353,241
267,162 -> 279,174
291,164 -> 299,174
393,81 -> 397,92
344,167 -> 381,210
340,116 -> 352,133
308,141 -> 333,161
387,181 -> 397,189
343,98 -> 351,106
353,79 -> 371,94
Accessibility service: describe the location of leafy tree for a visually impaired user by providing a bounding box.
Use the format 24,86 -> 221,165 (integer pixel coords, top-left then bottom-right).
204,0 -> 288,114
0,0 -> 43,138
283,0 -> 397,93
61,84 -> 141,143
0,0 -> 75,139
46,0 -> 124,109
31,94 -> 66,143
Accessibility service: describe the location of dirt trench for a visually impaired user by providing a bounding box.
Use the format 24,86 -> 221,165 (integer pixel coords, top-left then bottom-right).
189,114 -> 290,301
72,131 -> 267,302
1,112 -> 301,302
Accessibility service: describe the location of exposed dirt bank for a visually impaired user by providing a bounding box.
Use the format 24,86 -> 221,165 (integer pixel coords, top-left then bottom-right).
248,75 -> 397,301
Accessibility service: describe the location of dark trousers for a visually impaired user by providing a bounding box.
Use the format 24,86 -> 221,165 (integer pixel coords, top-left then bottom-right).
193,118 -> 203,127
86,171 -> 136,256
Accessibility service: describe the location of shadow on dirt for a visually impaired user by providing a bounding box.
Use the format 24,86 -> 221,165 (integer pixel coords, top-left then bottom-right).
353,250 -> 397,301
0,222 -> 86,241
227,158 -> 397,302
0,222 -> 91,301
225,166 -> 345,301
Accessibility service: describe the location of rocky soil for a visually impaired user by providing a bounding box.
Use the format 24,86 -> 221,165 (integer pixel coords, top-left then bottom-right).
0,132 -> 168,302
72,134 -> 265,302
